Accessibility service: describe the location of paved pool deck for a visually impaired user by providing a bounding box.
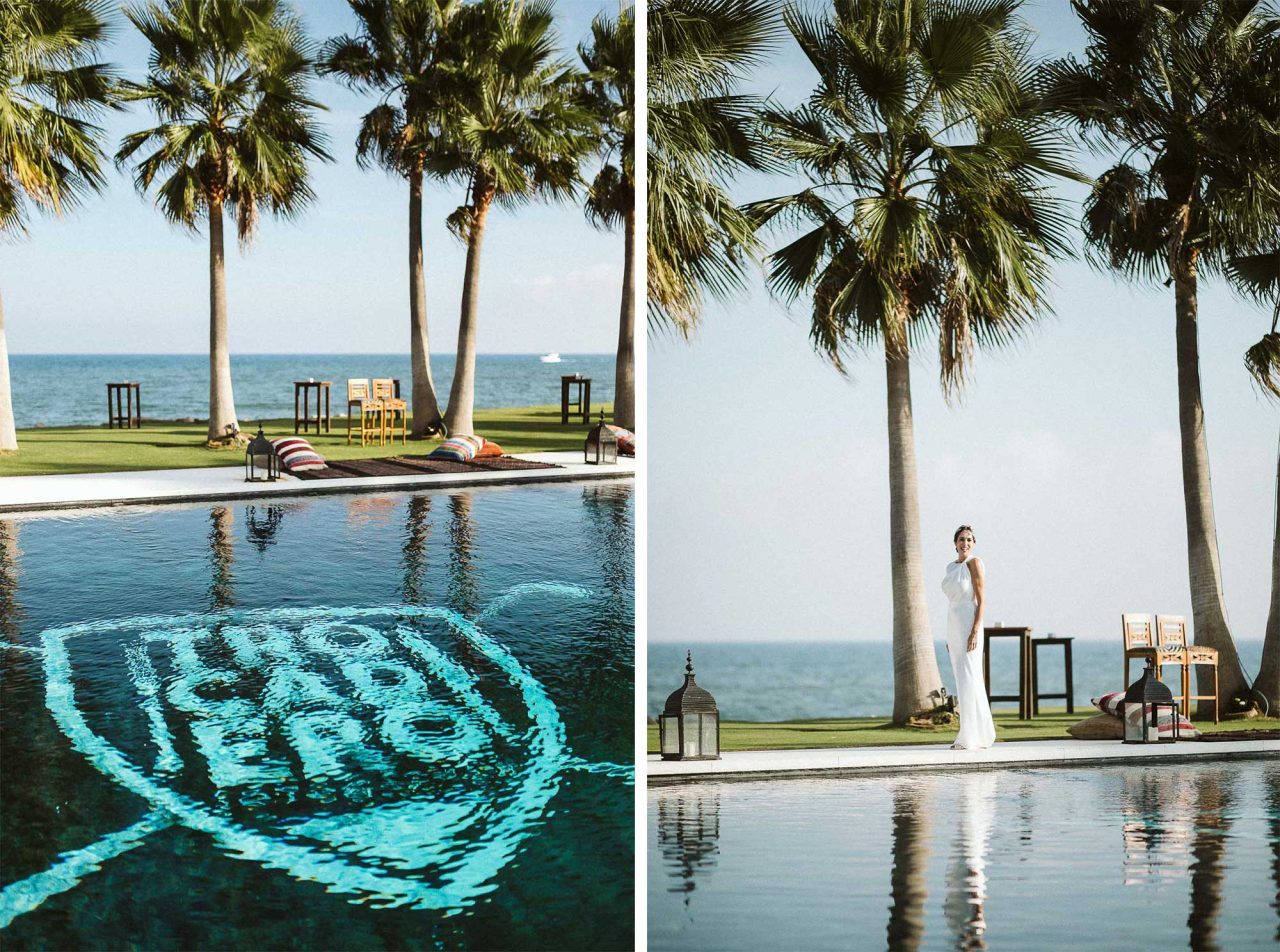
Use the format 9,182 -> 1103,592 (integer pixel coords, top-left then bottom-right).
0,452 -> 634,513
646,737 -> 1280,785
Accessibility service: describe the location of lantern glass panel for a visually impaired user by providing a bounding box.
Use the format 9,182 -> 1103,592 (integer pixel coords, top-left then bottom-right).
682,714 -> 700,757
660,715 -> 679,754
253,453 -> 272,475
700,714 -> 718,756
1124,703 -> 1152,742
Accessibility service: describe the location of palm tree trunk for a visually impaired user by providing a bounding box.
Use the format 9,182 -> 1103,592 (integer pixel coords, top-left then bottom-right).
886,785 -> 930,952
408,167 -> 443,438
0,290 -> 16,452
885,340 -> 945,724
613,203 -> 636,430
207,200 -> 240,444
1174,254 -> 1249,711
1256,435 -> 1280,712
443,186 -> 493,438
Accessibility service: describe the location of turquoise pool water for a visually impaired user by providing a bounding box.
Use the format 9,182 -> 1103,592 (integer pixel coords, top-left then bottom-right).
0,481 -> 633,950
649,761 -> 1280,950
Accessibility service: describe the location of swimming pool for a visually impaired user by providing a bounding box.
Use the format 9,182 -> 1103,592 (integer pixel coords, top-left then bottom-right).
0,481 -> 633,950
649,761 -> 1279,950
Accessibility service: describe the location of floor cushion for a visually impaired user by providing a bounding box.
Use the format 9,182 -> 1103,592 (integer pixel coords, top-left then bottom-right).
1090,692 -> 1200,738
475,439 -> 504,458
270,437 -> 327,472
429,435 -> 485,462
1067,712 -> 1124,740
605,424 -> 635,456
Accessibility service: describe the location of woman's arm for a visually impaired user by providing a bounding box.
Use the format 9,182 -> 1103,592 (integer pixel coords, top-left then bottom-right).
966,558 -> 985,652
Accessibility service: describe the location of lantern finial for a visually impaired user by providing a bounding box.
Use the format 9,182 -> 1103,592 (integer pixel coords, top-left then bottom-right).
686,651 -> 694,676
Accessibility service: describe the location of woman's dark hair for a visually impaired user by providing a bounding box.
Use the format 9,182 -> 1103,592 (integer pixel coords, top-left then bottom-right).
953,525 -> 976,543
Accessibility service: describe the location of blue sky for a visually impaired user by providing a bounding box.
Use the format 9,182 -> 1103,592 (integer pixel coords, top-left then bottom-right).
649,0 -> 1276,648
4,0 -> 623,356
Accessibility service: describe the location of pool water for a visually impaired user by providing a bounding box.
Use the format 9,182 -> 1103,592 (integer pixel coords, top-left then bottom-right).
0,481 -> 634,950
649,761 -> 1280,951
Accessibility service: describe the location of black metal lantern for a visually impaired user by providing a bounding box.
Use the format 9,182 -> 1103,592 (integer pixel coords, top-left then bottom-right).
1123,660 -> 1180,744
659,651 -> 720,760
244,425 -> 280,482
583,411 -> 619,465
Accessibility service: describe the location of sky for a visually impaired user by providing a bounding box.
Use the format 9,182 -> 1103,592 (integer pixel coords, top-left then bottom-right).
3,0 -> 623,356
649,1 -> 1277,648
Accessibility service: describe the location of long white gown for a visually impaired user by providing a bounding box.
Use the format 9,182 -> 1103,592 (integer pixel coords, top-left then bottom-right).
943,556 -> 997,750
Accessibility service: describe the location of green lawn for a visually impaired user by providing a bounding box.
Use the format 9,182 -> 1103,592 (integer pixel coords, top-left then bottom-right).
0,403 -> 610,477
646,710 -> 1280,753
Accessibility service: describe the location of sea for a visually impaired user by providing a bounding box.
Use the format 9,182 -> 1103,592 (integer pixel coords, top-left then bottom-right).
647,640 -> 1268,721
7,353 -> 615,429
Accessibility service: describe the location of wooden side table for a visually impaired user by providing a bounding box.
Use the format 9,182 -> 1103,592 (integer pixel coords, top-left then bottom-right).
294,380 -> 332,434
1031,636 -> 1075,715
560,375 -> 591,425
106,382 -> 141,429
984,626 -> 1034,720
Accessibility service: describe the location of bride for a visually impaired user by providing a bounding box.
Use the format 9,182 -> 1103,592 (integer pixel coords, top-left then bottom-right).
943,525 -> 996,750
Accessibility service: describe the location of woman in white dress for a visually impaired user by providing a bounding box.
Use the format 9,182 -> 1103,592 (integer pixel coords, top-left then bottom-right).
943,525 -> 997,750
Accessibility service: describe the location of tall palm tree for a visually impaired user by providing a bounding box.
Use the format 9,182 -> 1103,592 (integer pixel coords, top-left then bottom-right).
750,0 -> 1079,723
117,0 -> 330,446
432,0 -> 593,438
319,0 -> 458,438
1230,247 -> 1280,711
647,0 -> 777,337
0,0 -> 117,452
1046,0 -> 1280,713
580,6 -> 636,431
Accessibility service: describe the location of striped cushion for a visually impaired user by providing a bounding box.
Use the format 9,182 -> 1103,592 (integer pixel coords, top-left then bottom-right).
270,437 -> 327,472
1093,692 -> 1199,737
605,424 -> 636,456
428,435 -> 486,462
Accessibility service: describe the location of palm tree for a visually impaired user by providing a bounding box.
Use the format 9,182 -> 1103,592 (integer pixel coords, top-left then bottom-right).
319,0 -> 458,438
750,0 -> 1079,723
1046,0 -> 1280,713
580,6 -> 636,431
432,0 -> 593,438
0,0 -> 117,452
117,0 -> 330,446
647,0 -> 777,337
1230,247 -> 1280,711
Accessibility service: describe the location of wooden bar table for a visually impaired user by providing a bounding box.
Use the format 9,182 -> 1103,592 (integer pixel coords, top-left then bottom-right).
560,375 -> 591,425
984,625 -> 1034,720
106,382 -> 141,429
293,380 -> 332,434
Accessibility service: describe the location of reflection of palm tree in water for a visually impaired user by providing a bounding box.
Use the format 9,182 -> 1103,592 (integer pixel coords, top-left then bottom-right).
401,495 -> 432,604
1188,771 -> 1233,952
208,506 -> 235,610
581,483 -> 633,604
448,493 -> 479,618
0,519 -> 21,642
655,792 -> 720,907
945,773 -> 996,951
1268,767 -> 1280,943
886,781 -> 932,952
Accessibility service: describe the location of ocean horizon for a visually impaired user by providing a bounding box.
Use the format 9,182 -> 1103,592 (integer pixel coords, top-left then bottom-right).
648,639 -> 1267,721
7,353 -> 615,429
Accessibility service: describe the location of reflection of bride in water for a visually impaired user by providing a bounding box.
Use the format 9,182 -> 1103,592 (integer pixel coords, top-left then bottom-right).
945,773 -> 997,950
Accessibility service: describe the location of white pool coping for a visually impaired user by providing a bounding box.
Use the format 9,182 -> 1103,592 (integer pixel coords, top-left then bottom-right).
646,737 -> 1280,785
0,451 -> 634,514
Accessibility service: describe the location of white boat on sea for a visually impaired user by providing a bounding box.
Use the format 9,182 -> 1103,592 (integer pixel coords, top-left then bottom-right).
539,352 -> 562,363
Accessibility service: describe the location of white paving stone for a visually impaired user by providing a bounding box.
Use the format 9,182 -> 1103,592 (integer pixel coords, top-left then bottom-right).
647,737 -> 1280,784
0,451 -> 633,513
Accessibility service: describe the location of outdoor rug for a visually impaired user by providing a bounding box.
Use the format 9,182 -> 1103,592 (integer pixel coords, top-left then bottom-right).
291,455 -> 561,481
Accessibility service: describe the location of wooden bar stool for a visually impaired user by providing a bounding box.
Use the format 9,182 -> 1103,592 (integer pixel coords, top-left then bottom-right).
106,382 -> 141,429
1030,636 -> 1074,715
1157,614 -> 1219,723
346,379 -> 383,446
372,378 -> 406,445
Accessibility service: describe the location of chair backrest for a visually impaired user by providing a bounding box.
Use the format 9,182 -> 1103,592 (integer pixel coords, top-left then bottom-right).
1122,613 -> 1156,650
1155,614 -> 1188,648
347,378 -> 370,401
371,378 -> 395,400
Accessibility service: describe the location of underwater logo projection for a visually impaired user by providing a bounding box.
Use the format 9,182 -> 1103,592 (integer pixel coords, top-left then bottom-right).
2,584 -> 630,927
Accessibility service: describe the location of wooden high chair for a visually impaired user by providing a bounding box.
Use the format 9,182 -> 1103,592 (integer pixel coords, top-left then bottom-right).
346,379 -> 383,446
1157,614 -> 1218,723
372,378 -> 406,445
